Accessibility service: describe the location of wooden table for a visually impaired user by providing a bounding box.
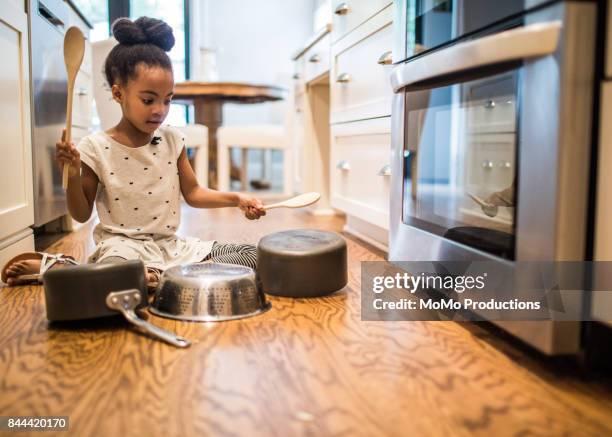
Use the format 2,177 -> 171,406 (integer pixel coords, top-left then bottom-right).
173,81 -> 286,190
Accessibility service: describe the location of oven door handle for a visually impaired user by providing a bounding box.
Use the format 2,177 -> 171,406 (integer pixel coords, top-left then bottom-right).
390,21 -> 561,93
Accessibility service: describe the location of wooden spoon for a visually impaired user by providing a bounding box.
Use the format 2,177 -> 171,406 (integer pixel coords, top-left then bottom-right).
263,192 -> 321,210
62,27 -> 86,189
467,192 -> 499,218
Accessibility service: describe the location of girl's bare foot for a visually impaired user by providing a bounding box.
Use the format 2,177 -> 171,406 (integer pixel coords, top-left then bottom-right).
146,268 -> 161,291
5,259 -> 43,286
146,271 -> 158,284
3,254 -> 75,286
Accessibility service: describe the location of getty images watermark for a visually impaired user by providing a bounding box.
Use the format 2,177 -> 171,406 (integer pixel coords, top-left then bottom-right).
361,261 -> 612,321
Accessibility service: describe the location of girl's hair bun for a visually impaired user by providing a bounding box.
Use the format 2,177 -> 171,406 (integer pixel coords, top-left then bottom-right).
112,17 -> 175,52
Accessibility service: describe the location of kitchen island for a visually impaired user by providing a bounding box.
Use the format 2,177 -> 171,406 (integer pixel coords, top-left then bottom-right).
1,206 -> 611,436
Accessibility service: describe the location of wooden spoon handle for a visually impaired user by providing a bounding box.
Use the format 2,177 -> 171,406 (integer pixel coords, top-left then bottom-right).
262,202 -> 284,210
62,163 -> 70,190
62,78 -> 75,189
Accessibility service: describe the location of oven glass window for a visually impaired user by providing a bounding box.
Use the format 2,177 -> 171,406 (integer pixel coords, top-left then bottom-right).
402,71 -> 519,259
406,0 -> 525,60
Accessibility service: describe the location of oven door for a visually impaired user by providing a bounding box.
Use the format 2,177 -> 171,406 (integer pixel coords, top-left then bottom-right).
389,1 -> 596,354
401,69 -> 520,260
394,0 -> 555,63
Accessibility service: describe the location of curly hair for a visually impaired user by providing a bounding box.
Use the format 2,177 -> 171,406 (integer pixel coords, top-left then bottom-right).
104,16 -> 175,86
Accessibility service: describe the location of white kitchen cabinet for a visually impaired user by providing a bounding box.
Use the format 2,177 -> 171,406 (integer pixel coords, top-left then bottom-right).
331,0 -> 392,43
0,0 -> 35,272
331,4 -> 393,124
304,33 -> 331,83
327,3 -> 394,250
331,116 -> 391,232
291,2 -> 395,244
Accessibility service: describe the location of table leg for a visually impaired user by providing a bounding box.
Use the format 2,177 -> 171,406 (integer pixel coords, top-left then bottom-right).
193,99 -> 222,190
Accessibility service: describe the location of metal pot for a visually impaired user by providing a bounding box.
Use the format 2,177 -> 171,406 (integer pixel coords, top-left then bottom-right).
43,260 -> 190,348
150,263 -> 270,322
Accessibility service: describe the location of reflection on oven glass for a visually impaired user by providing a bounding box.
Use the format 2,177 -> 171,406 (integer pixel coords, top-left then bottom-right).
403,71 -> 519,259
405,1 -> 528,61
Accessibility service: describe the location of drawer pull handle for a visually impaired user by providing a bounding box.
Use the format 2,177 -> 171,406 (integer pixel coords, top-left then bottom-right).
308,54 -> 321,63
481,160 -> 494,169
334,2 -> 349,15
377,164 -> 391,177
336,73 -> 351,83
336,160 -> 351,171
292,73 -> 300,80
77,88 -> 88,96
377,51 -> 393,65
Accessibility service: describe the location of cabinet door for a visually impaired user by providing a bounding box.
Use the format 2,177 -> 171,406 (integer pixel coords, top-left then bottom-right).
331,0 -> 392,43
331,4 -> 393,124
0,1 -> 34,239
330,117 -> 391,229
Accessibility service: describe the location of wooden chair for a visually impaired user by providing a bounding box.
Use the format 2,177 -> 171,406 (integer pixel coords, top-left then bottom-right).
217,90 -> 293,196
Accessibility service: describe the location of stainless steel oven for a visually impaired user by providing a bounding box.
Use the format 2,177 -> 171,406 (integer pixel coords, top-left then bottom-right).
389,0 -> 598,354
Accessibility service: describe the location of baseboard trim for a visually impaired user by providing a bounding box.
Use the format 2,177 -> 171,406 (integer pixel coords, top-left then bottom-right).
343,224 -> 388,253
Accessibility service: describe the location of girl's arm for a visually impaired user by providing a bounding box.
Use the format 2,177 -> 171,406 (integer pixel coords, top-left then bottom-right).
56,130 -> 98,223
67,164 -> 98,222
177,147 -> 265,220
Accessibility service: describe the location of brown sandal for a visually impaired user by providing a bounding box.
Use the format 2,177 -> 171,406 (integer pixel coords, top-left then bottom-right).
1,252 -> 79,285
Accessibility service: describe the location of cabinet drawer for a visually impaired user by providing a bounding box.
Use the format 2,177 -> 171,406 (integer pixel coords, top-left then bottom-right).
304,33 -> 330,83
331,117 -> 391,229
331,0 -> 392,43
71,70 -> 92,129
331,7 -> 393,124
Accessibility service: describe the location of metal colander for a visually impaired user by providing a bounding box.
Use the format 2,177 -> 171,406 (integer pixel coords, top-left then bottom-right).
150,263 -> 270,322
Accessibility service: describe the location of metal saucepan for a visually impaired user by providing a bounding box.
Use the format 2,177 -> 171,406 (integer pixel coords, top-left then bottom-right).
43,260 -> 190,347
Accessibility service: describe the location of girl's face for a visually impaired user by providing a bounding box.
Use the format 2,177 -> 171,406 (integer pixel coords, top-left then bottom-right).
111,64 -> 174,134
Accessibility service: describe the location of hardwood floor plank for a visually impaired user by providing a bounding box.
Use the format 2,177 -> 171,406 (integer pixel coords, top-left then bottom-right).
0,205 -> 611,436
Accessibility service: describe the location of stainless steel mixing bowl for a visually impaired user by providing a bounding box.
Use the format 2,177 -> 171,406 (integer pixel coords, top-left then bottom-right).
150,263 -> 271,322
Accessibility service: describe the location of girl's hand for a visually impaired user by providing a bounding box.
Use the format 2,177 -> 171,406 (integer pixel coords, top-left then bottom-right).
55,128 -> 81,178
237,193 -> 266,220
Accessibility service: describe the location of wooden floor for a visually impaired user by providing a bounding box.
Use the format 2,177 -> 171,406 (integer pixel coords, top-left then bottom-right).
1,205 -> 612,437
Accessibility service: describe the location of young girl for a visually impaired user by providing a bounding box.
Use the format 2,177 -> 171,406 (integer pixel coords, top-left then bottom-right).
2,17 -> 266,287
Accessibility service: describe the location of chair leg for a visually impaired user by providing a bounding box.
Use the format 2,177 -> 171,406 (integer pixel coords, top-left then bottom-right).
218,142 -> 230,192
240,148 -> 249,191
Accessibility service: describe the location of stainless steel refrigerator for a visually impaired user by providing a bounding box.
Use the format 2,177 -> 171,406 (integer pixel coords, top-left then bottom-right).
28,0 -> 69,227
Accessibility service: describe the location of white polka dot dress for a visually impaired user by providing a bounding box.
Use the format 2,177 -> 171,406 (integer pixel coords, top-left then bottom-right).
77,125 -> 215,270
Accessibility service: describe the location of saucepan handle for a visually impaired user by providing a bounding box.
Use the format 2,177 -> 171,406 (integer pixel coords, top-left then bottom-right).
106,289 -> 191,348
